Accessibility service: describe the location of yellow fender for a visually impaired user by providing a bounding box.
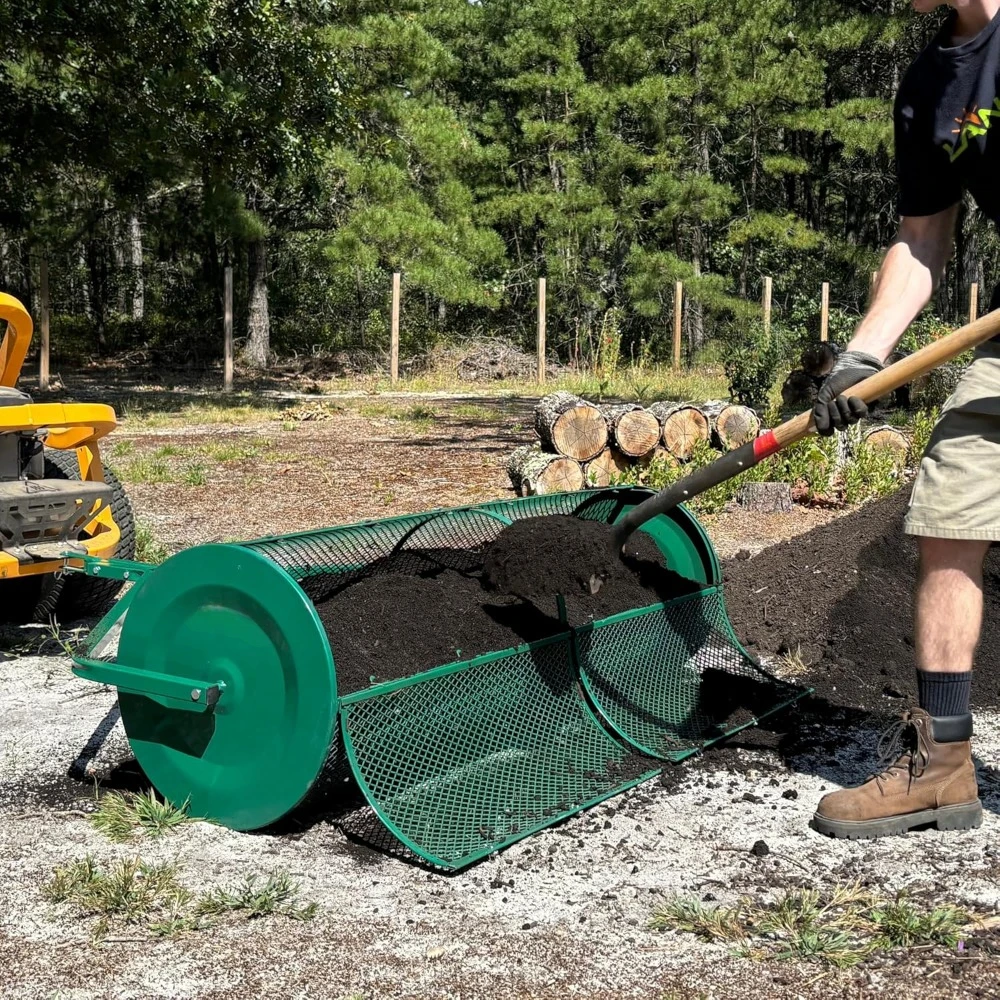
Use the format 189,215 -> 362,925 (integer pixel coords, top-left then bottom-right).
0,292 -> 32,387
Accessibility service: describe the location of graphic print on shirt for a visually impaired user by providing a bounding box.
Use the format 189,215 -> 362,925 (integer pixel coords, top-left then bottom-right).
946,98 -> 1000,161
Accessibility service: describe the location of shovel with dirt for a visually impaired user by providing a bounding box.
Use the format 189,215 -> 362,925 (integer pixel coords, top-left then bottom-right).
486,309 -> 1000,599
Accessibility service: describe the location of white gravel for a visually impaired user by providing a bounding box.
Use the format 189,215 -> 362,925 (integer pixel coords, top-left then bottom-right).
3,642 -> 1000,999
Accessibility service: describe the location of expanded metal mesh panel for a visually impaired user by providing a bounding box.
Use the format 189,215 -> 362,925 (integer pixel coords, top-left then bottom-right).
341,638 -> 660,869
241,490 -> 646,602
576,589 -> 803,761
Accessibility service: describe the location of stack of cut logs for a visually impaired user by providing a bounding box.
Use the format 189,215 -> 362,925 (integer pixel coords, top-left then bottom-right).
508,392 -> 762,496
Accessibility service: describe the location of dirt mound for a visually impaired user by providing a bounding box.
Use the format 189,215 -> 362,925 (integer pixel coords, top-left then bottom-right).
724,488 -> 1000,713
314,525 -> 700,693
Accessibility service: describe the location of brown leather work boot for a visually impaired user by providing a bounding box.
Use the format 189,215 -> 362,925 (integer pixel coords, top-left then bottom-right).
811,708 -> 982,839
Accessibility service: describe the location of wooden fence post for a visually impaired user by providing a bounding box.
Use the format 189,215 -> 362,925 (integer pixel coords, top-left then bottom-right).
673,281 -> 683,369
820,282 -> 830,342
537,276 -> 546,384
970,282 -> 979,324
223,265 -> 233,392
38,257 -> 50,391
390,271 -> 401,384
762,276 -> 772,336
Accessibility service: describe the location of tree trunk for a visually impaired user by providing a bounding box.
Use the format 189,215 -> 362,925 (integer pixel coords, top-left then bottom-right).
87,237 -> 107,350
128,213 -> 144,320
584,447 -> 630,487
534,392 -> 608,461
244,238 -> 270,369
507,444 -> 584,496
649,402 -> 710,460
601,404 -> 661,458
737,482 -> 793,513
701,402 -> 762,451
113,214 -> 127,315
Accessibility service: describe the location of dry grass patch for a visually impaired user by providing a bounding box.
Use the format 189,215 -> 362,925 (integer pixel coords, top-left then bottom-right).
651,884 -> 971,968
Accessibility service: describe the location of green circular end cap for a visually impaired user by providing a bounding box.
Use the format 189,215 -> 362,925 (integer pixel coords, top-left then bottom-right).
116,544 -> 337,831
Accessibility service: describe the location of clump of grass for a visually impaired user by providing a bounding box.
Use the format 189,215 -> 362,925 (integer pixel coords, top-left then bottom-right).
135,523 -> 169,565
43,856 -> 191,941
91,790 -> 191,843
451,403 -> 496,421
44,859 -> 318,941
196,872 -> 318,921
153,444 -> 185,459
110,439 -> 135,459
651,884 -> 970,968
183,464 -> 207,486
778,644 -> 809,678
118,454 -> 171,484
202,441 -> 261,462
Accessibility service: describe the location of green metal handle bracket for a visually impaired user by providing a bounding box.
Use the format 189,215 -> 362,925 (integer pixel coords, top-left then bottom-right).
64,555 -> 154,582
73,656 -> 225,712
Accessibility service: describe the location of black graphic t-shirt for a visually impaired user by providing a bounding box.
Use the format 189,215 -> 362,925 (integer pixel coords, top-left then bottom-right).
895,11 -> 1000,226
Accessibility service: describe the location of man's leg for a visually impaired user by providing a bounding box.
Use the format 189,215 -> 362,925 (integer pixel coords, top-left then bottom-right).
811,344 -> 1000,839
811,538 -> 984,837
913,537 -> 989,717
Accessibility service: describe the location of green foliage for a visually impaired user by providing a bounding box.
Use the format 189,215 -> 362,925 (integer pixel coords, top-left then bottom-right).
842,442 -> 906,505
910,408 -> 940,462
135,523 -> 169,565
0,0 -> 987,371
723,323 -> 786,409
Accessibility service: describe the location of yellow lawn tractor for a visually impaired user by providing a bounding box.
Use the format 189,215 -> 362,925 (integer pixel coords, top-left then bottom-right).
0,292 -> 135,623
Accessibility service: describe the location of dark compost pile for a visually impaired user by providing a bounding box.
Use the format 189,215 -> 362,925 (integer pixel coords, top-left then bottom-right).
314,517 -> 701,694
725,487 -> 1000,712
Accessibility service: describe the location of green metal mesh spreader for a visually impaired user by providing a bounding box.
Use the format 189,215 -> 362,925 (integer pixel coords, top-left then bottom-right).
71,486 -> 804,870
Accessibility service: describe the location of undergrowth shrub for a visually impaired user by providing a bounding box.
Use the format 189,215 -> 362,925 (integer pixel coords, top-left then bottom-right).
842,442 -> 906,505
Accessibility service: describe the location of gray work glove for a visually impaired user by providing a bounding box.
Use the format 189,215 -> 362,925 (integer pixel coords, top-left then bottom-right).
812,350 -> 883,436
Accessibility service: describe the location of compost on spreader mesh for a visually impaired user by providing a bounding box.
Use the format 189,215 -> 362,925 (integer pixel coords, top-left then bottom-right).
69,488 -> 804,870
316,515 -> 703,692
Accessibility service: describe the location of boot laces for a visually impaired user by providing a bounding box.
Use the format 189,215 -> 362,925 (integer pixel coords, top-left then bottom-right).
873,713 -> 929,785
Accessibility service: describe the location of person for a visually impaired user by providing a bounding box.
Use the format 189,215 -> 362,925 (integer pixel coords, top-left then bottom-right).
810,0 -> 1000,839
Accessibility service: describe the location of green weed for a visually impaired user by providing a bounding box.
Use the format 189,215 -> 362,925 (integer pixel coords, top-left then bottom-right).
910,407 -> 939,463
451,403 -> 496,420
135,523 -> 168,565
195,872 -> 318,921
44,858 -> 318,941
842,442 -> 905,506
91,790 -> 191,843
43,856 -> 190,940
651,884 -> 970,968
183,464 -> 208,486
153,444 -> 185,459
110,439 -> 135,459
202,441 -> 261,462
118,454 -> 171,484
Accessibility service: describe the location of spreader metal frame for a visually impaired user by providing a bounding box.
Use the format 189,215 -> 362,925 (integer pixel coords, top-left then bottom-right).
70,487 -> 808,870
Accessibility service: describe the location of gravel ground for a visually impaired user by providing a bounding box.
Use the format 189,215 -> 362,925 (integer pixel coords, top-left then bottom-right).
4,639 -> 1000,999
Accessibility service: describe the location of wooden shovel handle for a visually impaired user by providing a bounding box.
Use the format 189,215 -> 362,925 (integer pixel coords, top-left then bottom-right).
768,308 -> 1000,452
612,308 -> 1000,545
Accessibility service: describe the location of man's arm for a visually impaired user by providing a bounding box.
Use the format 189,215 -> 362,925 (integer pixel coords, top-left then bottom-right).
812,205 -> 959,435
850,205 -> 960,361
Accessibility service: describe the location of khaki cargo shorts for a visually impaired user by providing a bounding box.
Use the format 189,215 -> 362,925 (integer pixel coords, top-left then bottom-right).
905,339 -> 1000,541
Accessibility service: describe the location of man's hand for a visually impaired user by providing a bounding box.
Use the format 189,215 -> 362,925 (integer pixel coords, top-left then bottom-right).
812,351 -> 884,436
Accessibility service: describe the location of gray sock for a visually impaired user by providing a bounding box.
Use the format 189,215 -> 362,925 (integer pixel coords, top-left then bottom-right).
917,670 -> 973,719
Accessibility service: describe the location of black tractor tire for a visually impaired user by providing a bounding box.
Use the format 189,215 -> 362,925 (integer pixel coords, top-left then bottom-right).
0,451 -> 136,624
47,449 -> 136,620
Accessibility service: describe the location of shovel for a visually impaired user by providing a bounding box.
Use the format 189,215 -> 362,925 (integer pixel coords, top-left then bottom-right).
609,308 -> 1000,551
